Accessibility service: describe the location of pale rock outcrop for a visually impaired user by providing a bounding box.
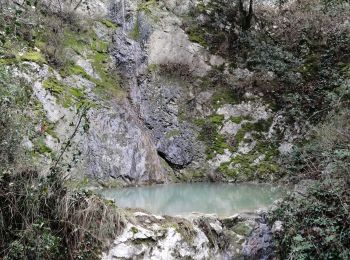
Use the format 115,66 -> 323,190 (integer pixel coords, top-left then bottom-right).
217,102 -> 272,121
102,211 -> 269,260
148,29 -> 211,77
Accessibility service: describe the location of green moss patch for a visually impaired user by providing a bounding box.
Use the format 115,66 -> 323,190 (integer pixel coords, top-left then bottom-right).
232,223 -> 253,236
218,148 -> 280,181
90,51 -> 123,99
210,114 -> 225,125
177,169 -> 206,182
130,16 -> 140,41
101,19 -> 118,29
212,88 -> 239,109
131,226 -> 139,234
20,51 -> 46,64
43,78 -> 65,96
91,38 -> 108,54
35,137 -> 52,154
230,116 -> 243,124
187,27 -> 207,47
0,57 -> 17,65
60,61 -> 91,80
42,75 -> 95,110
63,31 -> 87,56
137,0 -> 159,14
197,117 -> 231,160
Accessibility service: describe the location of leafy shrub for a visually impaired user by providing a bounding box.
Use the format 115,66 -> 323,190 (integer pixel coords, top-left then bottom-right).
271,180 -> 350,259
0,170 -> 125,259
270,108 -> 350,259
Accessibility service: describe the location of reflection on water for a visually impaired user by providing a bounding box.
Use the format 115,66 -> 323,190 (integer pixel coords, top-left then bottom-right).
100,182 -> 284,216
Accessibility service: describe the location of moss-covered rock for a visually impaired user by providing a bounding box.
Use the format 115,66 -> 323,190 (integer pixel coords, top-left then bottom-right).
20,51 -> 46,64
232,222 -> 253,236
43,77 -> 65,96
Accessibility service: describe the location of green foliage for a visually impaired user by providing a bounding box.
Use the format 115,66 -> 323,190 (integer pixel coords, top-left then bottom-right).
211,87 -> 240,109
59,25 -> 123,99
64,30 -> 87,56
43,77 -> 65,96
0,171 -> 125,259
70,87 -> 85,99
20,51 -> 46,64
209,114 -> 224,125
42,75 -> 94,110
91,38 -> 109,54
218,151 -> 280,181
197,117 -> 230,160
230,116 -> 243,124
271,108 -> 350,259
61,63 -> 91,79
101,19 -> 118,30
90,50 -> 123,99
130,16 -> 140,40
270,180 -> 350,259
187,27 -> 208,47
131,226 -> 139,234
0,1 -> 38,46
137,0 -> 159,15
0,5 -> 127,260
37,137 -> 52,154
184,0 -> 239,54
5,224 -> 61,260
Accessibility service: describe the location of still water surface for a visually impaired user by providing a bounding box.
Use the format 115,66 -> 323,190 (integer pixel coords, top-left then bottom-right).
100,182 -> 283,216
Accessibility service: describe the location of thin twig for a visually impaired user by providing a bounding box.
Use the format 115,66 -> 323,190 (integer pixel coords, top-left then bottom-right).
52,106 -> 87,171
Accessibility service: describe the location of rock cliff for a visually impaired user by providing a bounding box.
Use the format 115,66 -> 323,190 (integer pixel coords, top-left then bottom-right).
6,0 -> 299,185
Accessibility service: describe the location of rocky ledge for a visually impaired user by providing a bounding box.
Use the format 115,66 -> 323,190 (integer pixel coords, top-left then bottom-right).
102,209 -> 279,260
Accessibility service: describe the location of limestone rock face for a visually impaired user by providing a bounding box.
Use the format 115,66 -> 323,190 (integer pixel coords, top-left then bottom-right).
135,77 -> 203,167
12,51 -> 168,186
82,102 -> 167,184
108,0 -> 223,171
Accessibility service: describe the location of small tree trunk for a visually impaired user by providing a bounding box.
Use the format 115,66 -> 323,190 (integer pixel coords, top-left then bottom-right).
238,0 -> 254,31
246,0 -> 254,29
